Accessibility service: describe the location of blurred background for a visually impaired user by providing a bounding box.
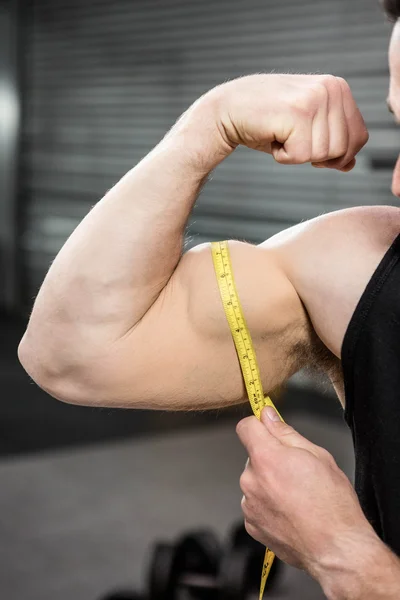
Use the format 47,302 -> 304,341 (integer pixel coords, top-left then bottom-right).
0,0 -> 397,598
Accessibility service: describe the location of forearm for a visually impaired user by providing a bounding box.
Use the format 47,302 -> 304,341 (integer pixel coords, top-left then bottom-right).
312,528 -> 400,600
19,90 -> 231,373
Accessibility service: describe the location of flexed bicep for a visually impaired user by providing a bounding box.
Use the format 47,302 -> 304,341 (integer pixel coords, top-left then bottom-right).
79,241 -> 306,409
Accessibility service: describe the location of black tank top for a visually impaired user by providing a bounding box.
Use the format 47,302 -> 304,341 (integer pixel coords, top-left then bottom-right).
342,233 -> 400,556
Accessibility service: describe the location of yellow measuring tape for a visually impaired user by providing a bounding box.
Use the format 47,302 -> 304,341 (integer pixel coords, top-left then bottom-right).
211,240 -> 284,600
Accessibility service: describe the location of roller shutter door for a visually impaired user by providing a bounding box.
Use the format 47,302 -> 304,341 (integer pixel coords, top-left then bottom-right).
20,0 -> 398,305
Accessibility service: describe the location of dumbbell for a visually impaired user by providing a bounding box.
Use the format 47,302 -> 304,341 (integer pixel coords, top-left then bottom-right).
229,522 -> 283,592
147,527 -> 280,600
148,529 -> 221,600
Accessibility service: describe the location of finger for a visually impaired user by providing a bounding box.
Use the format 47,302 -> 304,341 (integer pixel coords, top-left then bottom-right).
244,518 -> 258,540
334,78 -> 369,169
311,78 -> 349,169
261,408 -> 338,467
312,156 -> 356,171
260,407 -> 322,459
236,416 -> 267,455
239,464 -> 256,498
312,81 -> 367,171
241,496 -> 255,523
272,117 -> 313,165
236,415 -> 280,458
310,82 -> 330,163
326,76 -> 348,161
244,519 -> 267,547
339,157 -> 356,172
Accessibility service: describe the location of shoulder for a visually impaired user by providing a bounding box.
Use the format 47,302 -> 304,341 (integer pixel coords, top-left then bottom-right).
261,205 -> 400,358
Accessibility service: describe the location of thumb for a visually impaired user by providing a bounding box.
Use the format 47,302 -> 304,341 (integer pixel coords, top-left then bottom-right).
261,406 -> 320,458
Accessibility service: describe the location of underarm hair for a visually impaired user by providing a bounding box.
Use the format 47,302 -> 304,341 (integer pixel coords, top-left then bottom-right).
290,317 -> 343,393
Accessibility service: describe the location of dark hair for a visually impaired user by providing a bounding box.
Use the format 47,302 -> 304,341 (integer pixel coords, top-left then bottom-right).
382,0 -> 400,21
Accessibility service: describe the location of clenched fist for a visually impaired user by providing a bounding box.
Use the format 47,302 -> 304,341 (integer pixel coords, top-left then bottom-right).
205,73 -> 369,172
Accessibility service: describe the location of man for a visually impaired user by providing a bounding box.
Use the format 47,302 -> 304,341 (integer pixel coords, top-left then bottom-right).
18,1 -> 400,597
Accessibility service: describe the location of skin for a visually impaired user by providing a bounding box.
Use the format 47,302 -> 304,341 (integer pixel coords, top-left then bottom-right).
17,21 -> 400,600
388,21 -> 400,196
238,408 -> 400,600
239,21 -> 400,599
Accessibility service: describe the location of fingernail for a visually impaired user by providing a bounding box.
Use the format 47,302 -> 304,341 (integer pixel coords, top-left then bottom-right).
266,406 -> 280,421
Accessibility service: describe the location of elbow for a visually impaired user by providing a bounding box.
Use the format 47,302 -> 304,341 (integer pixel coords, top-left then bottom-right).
17,333 -> 97,406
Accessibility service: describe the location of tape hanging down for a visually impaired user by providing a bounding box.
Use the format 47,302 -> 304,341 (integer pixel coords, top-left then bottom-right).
211,240 -> 284,599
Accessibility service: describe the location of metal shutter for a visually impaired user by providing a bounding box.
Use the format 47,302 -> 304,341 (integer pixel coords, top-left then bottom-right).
20,0 -> 397,304
0,0 -> 20,311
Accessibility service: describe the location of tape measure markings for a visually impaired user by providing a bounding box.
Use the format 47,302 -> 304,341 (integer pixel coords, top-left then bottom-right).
212,242 -> 266,418
211,240 -> 283,600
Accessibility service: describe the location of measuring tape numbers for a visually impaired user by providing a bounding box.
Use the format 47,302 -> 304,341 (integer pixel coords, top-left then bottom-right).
211,240 -> 284,600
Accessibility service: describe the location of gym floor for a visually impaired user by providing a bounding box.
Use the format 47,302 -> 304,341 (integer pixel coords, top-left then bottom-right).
0,312 -> 354,599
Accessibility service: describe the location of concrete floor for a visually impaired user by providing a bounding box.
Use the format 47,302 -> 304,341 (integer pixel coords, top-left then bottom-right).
0,411 -> 355,600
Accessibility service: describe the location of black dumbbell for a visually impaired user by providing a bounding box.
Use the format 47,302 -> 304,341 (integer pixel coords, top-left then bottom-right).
229,522 -> 283,593
148,529 -> 221,600
218,544 -> 262,600
230,522 -> 265,552
148,529 -> 266,600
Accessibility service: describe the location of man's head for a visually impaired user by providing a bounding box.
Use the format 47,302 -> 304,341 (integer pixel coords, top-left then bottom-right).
383,0 -> 400,22
383,1 -> 400,195
381,0 -> 400,21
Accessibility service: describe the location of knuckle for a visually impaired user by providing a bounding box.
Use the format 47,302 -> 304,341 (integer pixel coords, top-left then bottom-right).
250,446 -> 267,467
239,471 -> 252,494
278,423 -> 296,437
310,80 -> 329,101
236,418 -> 250,438
292,80 -> 329,120
235,420 -> 244,436
319,447 -> 336,466
240,495 -> 249,515
292,91 -> 316,118
241,497 -> 252,520
362,127 -> 370,145
319,74 -> 337,88
298,450 -> 320,472
244,519 -> 257,537
336,76 -> 351,92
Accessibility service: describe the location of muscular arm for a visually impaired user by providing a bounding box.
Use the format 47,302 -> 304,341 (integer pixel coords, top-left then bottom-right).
17,91 -> 226,402
18,87 -> 306,407
18,73 -> 368,407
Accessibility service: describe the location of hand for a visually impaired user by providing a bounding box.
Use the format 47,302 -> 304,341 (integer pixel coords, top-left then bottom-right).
236,406 -> 372,576
210,73 -> 369,171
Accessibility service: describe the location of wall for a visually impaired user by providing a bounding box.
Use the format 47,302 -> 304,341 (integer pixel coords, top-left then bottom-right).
0,0 -> 21,311
20,0 -> 397,302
